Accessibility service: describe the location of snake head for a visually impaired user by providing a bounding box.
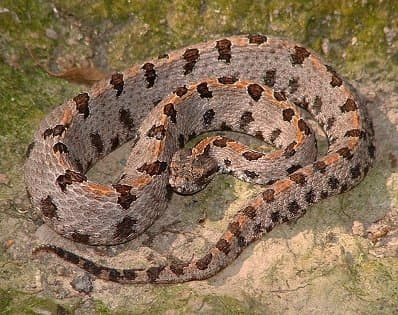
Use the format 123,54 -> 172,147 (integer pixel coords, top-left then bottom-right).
169,147 -> 219,195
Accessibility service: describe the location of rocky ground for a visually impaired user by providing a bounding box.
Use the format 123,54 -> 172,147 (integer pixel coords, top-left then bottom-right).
0,1 -> 398,314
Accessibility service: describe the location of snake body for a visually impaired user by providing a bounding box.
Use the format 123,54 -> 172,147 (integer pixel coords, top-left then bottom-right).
25,35 -> 375,283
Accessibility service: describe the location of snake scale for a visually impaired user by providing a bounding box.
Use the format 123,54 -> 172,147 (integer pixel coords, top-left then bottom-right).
25,34 -> 375,284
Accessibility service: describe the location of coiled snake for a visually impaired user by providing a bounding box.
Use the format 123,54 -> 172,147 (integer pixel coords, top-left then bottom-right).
25,34 -> 375,283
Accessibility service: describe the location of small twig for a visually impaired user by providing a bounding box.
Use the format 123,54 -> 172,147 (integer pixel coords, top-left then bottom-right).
270,283 -> 310,293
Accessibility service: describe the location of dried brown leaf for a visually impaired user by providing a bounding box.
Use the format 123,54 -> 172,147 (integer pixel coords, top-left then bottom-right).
46,66 -> 107,86
27,47 -> 107,86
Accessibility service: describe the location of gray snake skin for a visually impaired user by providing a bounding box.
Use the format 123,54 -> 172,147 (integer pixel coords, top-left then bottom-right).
25,34 -> 375,283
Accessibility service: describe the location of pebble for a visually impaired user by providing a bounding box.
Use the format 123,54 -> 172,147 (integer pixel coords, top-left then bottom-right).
70,273 -> 94,293
0,173 -> 9,185
45,28 -> 58,40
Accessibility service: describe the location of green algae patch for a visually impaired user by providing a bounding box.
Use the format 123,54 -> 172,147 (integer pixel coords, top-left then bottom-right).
342,258 -> 398,311
0,288 -> 72,314
94,286 -> 194,314
201,294 -> 268,314
93,289 -> 268,314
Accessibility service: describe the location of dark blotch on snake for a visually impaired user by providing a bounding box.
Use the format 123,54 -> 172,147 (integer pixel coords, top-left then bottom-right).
242,151 -> 263,161
111,136 -> 120,150
262,189 -> 275,203
298,119 -> 311,135
287,200 -> 300,214
328,177 -> 340,190
165,184 -> 173,201
336,147 -> 353,160
238,236 -> 247,247
326,117 -> 335,130
216,239 -> 231,255
55,175 -> 71,191
350,164 -> 362,179
228,221 -> 241,236
53,142 -> 68,154
110,73 -> 124,97
163,103 -> 177,123
147,266 -> 166,283
213,137 -> 228,147
147,125 -> 166,140
203,109 -> 215,125
65,170 -> 87,183
216,39 -> 232,63
326,65 -> 343,87
73,93 -> 90,118
313,161 -> 327,173
282,108 -> 295,122
169,262 -> 187,276
113,184 -> 137,210
108,269 -> 121,282
242,205 -> 257,219
271,211 -> 280,223
283,141 -> 297,158
178,134 -> 185,148
52,125 -> 66,137
255,131 -> 264,141
345,129 -> 365,138
183,48 -> 200,75
123,269 -> 138,280
40,196 -> 58,219
263,69 -> 276,87
274,90 -> 287,101
248,34 -> 267,44
43,128 -> 53,139
340,99 -> 358,113
71,232 -> 90,244
83,260 -> 102,276
270,128 -> 281,144
286,164 -> 302,174
240,111 -> 254,129
196,253 -> 213,270
291,46 -> 311,65
119,108 -> 134,130
247,83 -> 264,101
64,251 -> 80,265
90,133 -> 104,154
368,143 -> 376,159
137,161 -> 168,176
114,216 -> 138,239
218,76 -> 238,84
174,86 -> 188,97
244,170 -> 259,178
290,173 -> 307,186
220,121 -> 232,131
197,82 -> 213,98
142,62 -> 157,88
305,190 -> 316,204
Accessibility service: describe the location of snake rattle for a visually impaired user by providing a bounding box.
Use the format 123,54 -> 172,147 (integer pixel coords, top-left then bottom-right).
25,34 -> 375,283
